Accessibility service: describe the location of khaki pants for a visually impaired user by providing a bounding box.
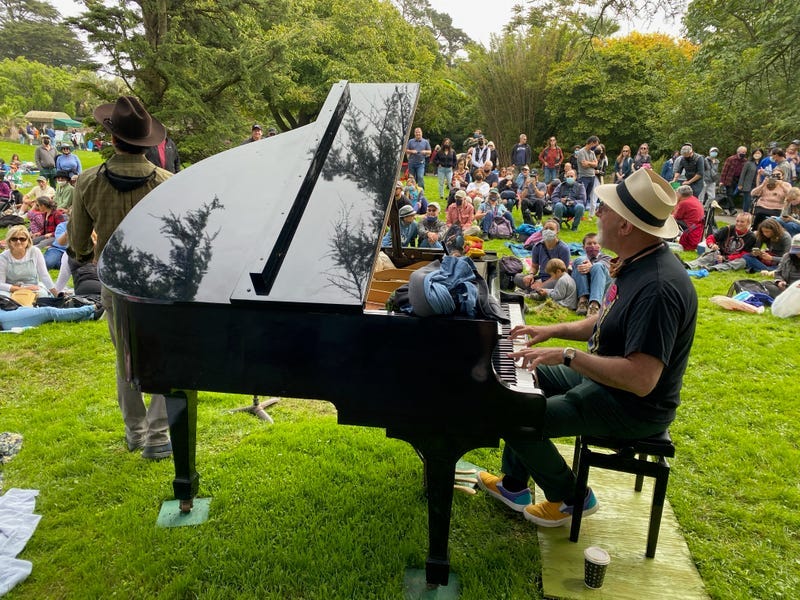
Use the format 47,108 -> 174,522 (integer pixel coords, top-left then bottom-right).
101,286 -> 169,448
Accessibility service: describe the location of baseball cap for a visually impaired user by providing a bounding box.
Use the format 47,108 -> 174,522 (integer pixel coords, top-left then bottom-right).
36,175 -> 47,182
252,123 -> 262,130
680,145 -> 693,155
454,190 -> 467,200
791,234 -> 800,254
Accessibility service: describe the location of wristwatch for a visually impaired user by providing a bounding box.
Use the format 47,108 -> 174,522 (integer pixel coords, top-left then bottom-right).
563,347 -> 577,367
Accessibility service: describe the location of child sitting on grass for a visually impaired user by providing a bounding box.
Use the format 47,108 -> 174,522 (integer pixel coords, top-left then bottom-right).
532,258 -> 577,310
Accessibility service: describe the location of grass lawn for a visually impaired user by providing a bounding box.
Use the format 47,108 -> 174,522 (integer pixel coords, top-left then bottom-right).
1,173 -> 798,598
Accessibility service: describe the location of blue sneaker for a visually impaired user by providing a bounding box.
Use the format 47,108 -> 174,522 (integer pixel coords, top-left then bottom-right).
476,471 -> 532,512
524,487 -> 599,527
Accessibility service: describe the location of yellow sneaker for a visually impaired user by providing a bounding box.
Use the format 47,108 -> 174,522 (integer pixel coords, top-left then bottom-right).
523,488 -> 598,527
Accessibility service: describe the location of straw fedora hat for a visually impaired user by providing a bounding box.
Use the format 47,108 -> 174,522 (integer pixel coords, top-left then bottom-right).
93,96 -> 166,146
595,168 -> 679,239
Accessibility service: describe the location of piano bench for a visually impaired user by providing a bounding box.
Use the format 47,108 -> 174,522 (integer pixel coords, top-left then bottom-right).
569,431 -> 675,558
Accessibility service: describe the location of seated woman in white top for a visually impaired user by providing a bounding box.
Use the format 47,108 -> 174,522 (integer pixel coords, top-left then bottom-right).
0,225 -> 57,299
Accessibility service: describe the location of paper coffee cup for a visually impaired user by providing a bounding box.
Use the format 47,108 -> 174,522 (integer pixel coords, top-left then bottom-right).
584,546 -> 610,589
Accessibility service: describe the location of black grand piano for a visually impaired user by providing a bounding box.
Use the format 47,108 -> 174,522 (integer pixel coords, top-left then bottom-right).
98,81 -> 545,588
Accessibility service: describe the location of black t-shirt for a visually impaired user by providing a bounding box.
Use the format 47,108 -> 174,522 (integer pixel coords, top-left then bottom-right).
587,244 -> 698,424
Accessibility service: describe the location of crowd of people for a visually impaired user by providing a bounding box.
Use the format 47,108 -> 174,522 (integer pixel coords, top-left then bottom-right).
390,129 -> 800,314
0,113 -> 184,336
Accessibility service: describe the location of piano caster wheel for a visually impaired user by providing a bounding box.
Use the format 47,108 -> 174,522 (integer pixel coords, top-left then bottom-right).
179,499 -> 193,514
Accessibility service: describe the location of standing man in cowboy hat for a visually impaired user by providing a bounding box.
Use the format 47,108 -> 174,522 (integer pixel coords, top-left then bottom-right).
476,168 -> 697,527
68,96 -> 174,460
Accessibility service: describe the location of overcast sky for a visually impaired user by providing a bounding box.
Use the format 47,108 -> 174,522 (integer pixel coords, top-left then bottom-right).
52,0 -> 683,50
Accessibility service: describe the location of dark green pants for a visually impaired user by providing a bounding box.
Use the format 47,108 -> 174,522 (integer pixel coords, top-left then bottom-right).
501,365 -> 669,503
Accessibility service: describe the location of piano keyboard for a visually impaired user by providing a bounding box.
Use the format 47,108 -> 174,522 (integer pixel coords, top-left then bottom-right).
492,302 -> 539,393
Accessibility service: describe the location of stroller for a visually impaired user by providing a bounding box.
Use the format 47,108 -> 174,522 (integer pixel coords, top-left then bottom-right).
0,180 -> 14,214
702,199 -> 721,238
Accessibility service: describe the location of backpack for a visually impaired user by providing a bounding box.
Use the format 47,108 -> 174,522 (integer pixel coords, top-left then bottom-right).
499,256 -> 523,290
727,279 -> 780,300
489,215 -> 513,239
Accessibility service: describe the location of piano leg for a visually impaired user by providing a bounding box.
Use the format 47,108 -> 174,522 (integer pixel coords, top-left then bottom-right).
392,432 -> 489,588
165,390 -> 199,513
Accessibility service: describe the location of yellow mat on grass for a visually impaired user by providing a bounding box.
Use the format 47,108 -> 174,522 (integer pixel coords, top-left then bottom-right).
536,444 -> 709,599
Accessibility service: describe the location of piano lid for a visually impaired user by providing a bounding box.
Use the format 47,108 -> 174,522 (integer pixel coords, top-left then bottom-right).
98,81 -> 419,310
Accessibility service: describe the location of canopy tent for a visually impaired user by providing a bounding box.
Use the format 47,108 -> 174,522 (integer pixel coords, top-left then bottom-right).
24,110 -> 70,124
53,117 -> 84,129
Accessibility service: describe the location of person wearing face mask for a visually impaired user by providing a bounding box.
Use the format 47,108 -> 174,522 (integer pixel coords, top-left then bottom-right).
571,232 -> 613,317
551,168 -> 587,231
417,202 -> 447,249
700,147 -> 721,207
470,135 -> 490,174
738,149 -> 762,214
720,146 -> 749,215
52,170 -> 74,213
513,219 -> 570,293
671,144 -> 705,199
445,189 -> 476,230
751,170 -> 792,229
35,135 -> 58,187
433,138 -> 457,200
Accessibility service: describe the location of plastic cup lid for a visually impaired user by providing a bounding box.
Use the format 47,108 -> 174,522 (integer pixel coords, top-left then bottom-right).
584,546 -> 610,565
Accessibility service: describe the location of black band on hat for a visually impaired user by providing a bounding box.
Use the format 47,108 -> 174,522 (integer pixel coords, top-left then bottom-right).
617,179 -> 666,228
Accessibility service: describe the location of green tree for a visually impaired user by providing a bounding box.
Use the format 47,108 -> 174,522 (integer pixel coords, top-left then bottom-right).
457,25 -> 580,165
544,33 -> 693,158
251,0 -> 446,133
0,56 -> 94,114
0,0 -> 92,67
683,0 -> 800,144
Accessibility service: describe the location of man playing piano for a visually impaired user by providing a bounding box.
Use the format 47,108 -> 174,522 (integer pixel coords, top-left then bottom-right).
478,168 -> 698,527
68,97 -> 174,460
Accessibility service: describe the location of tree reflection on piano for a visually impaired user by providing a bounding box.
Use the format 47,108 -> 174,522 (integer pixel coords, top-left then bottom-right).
322,86 -> 414,299
100,197 -> 224,301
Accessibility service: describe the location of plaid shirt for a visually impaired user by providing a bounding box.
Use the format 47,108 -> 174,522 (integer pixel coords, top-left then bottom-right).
719,154 -> 747,186
68,153 -> 172,263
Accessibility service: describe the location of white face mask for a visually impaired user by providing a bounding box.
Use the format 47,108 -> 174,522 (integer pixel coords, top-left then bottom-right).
542,229 -> 557,243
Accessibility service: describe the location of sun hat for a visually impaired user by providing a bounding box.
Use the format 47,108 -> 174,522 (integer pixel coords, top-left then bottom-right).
790,234 -> 800,255
427,202 -> 440,212
595,168 -> 679,239
398,204 -> 416,218
93,96 -> 166,146
36,175 -> 47,182
454,190 -> 467,200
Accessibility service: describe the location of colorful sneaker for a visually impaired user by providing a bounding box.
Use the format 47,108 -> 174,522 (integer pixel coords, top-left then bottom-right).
476,471 -> 532,513
523,487 -> 598,527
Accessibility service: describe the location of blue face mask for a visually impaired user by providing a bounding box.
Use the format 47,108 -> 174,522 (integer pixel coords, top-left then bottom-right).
710,151 -> 718,158
426,215 -> 438,223
565,177 -> 575,185
590,145 -> 598,152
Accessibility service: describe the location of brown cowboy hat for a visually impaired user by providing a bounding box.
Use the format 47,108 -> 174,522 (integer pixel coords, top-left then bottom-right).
93,96 -> 166,146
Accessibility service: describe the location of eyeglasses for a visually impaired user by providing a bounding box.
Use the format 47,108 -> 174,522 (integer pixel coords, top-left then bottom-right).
9,237 -> 27,242
426,208 -> 437,213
